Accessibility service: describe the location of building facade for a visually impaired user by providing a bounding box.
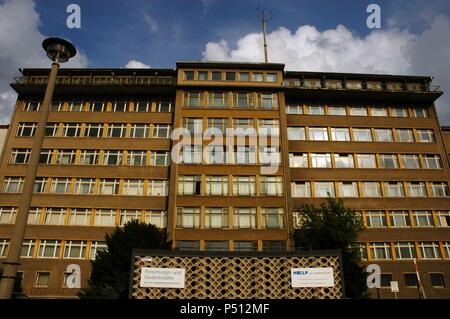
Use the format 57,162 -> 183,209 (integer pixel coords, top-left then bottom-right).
0,61 -> 448,298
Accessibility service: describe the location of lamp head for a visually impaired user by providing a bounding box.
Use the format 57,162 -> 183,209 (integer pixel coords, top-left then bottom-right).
42,37 -> 76,63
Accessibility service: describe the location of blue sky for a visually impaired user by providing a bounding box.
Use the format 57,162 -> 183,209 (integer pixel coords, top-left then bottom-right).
1,0 -> 450,124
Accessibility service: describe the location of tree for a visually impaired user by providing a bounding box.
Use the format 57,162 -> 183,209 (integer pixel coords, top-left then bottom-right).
78,220 -> 171,299
294,198 -> 369,298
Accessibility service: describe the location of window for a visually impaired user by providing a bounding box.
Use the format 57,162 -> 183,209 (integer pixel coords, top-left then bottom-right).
286,103 -> 303,114
259,146 -> 280,166
68,101 -> 84,112
395,242 -> 416,259
24,101 -> 41,111
130,124 -> 150,138
147,180 -> 168,196
99,179 -> 120,195
205,207 -> 229,229
331,128 -> 350,141
365,211 -> 387,227
379,154 -> 399,168
45,123 -> 59,137
134,100 -> 151,113
370,242 -> 392,260
311,153 -> 332,168
207,118 -> 228,135
0,239 -> 9,257
407,182 -> 427,197
391,107 -> 408,117
412,108 -> 428,118
444,242 -> 450,259
55,150 -> 76,165
234,146 -> 257,164
0,207 -> 16,224
176,241 -> 200,251
377,273 -> 391,287
233,93 -> 255,110
74,178 -> 95,194
43,208 -> 66,225
198,71 -> 208,81
430,273 -> 445,288
416,129 -> 435,143
21,239 -> 35,258
10,149 -> 31,164
349,107 -> 368,116
2,177 -> 24,193
387,82 -> 403,91
111,101 -> 128,112
334,154 -> 354,168
127,151 -> 147,166
208,92 -> 227,108
93,209 -> 116,226
106,124 -> 127,138
234,241 -> 258,252
233,176 -> 256,196
356,243 -> 368,261
204,145 -> 226,164
233,208 -> 257,229
395,129 -> 414,142
68,209 -> 91,225
266,73 -> 277,82
419,242 -> 441,259
353,128 -> 372,142
374,128 -> 393,142
33,177 -> 48,193
80,150 -> 100,165
258,93 -> 278,110
212,71 -> 222,81
370,107 -> 388,117
356,154 -> 377,168
361,182 -> 382,197
184,71 -> 194,80
289,153 -> 308,168
183,118 -> 203,135
309,127 -> 328,141
346,81 -> 362,89
84,123 -> 103,137
122,179 -> 144,196
156,100 -> 173,112
429,182 -> 449,197
145,211 -> 167,228
390,211 -> 410,227
258,119 -> 280,137
436,211 -> 450,227
39,150 -> 53,164
287,127 -> 306,140
338,182 -> 359,197
27,208 -> 42,224
328,106 -> 347,116
176,207 -> 200,228
306,104 -> 325,115
62,123 -> 81,137
325,80 -> 343,89
291,182 -> 311,197
261,208 -> 284,229
89,100 -> 106,112
152,124 -> 171,138
260,176 -> 283,196
17,122 -> 37,137
413,211 -> 434,227
37,240 -> 61,258
89,241 -> 107,260
63,240 -> 87,259
180,145 -> 202,164
204,241 -> 229,251
423,155 -> 442,169
103,150 -> 122,165
183,92 -> 203,108
205,176 -> 228,196
253,73 -> 263,82
304,79 -> 321,88
49,178 -> 72,194
384,182 -> 405,197
239,72 -> 249,81
404,274 -> 418,288
119,210 -> 141,226
35,272 -> 50,287
150,151 -> 170,166
314,182 -> 335,197
400,154 -> 420,169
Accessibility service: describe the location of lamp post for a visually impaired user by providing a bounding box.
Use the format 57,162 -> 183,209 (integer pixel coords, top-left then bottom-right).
0,38 -> 76,299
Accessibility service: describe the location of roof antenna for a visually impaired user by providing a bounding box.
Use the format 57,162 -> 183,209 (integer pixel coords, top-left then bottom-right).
257,6 -> 272,63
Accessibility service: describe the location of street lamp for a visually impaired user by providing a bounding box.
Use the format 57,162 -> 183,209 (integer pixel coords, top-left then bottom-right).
0,38 -> 76,299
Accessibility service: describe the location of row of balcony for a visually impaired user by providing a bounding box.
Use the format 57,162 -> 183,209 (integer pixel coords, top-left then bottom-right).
14,75 -> 177,86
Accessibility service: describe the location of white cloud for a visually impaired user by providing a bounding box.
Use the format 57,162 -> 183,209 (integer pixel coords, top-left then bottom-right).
124,60 -> 151,68
202,17 -> 450,124
144,13 -> 158,33
0,0 -> 87,124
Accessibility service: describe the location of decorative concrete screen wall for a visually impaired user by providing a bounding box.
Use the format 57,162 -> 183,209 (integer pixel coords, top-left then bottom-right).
130,250 -> 344,299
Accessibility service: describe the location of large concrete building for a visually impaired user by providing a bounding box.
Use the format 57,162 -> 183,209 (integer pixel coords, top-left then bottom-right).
0,61 -> 449,298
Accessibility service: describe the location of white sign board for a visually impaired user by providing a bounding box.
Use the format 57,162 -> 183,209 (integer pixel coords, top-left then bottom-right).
390,281 -> 399,293
291,267 -> 335,288
140,267 -> 185,288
